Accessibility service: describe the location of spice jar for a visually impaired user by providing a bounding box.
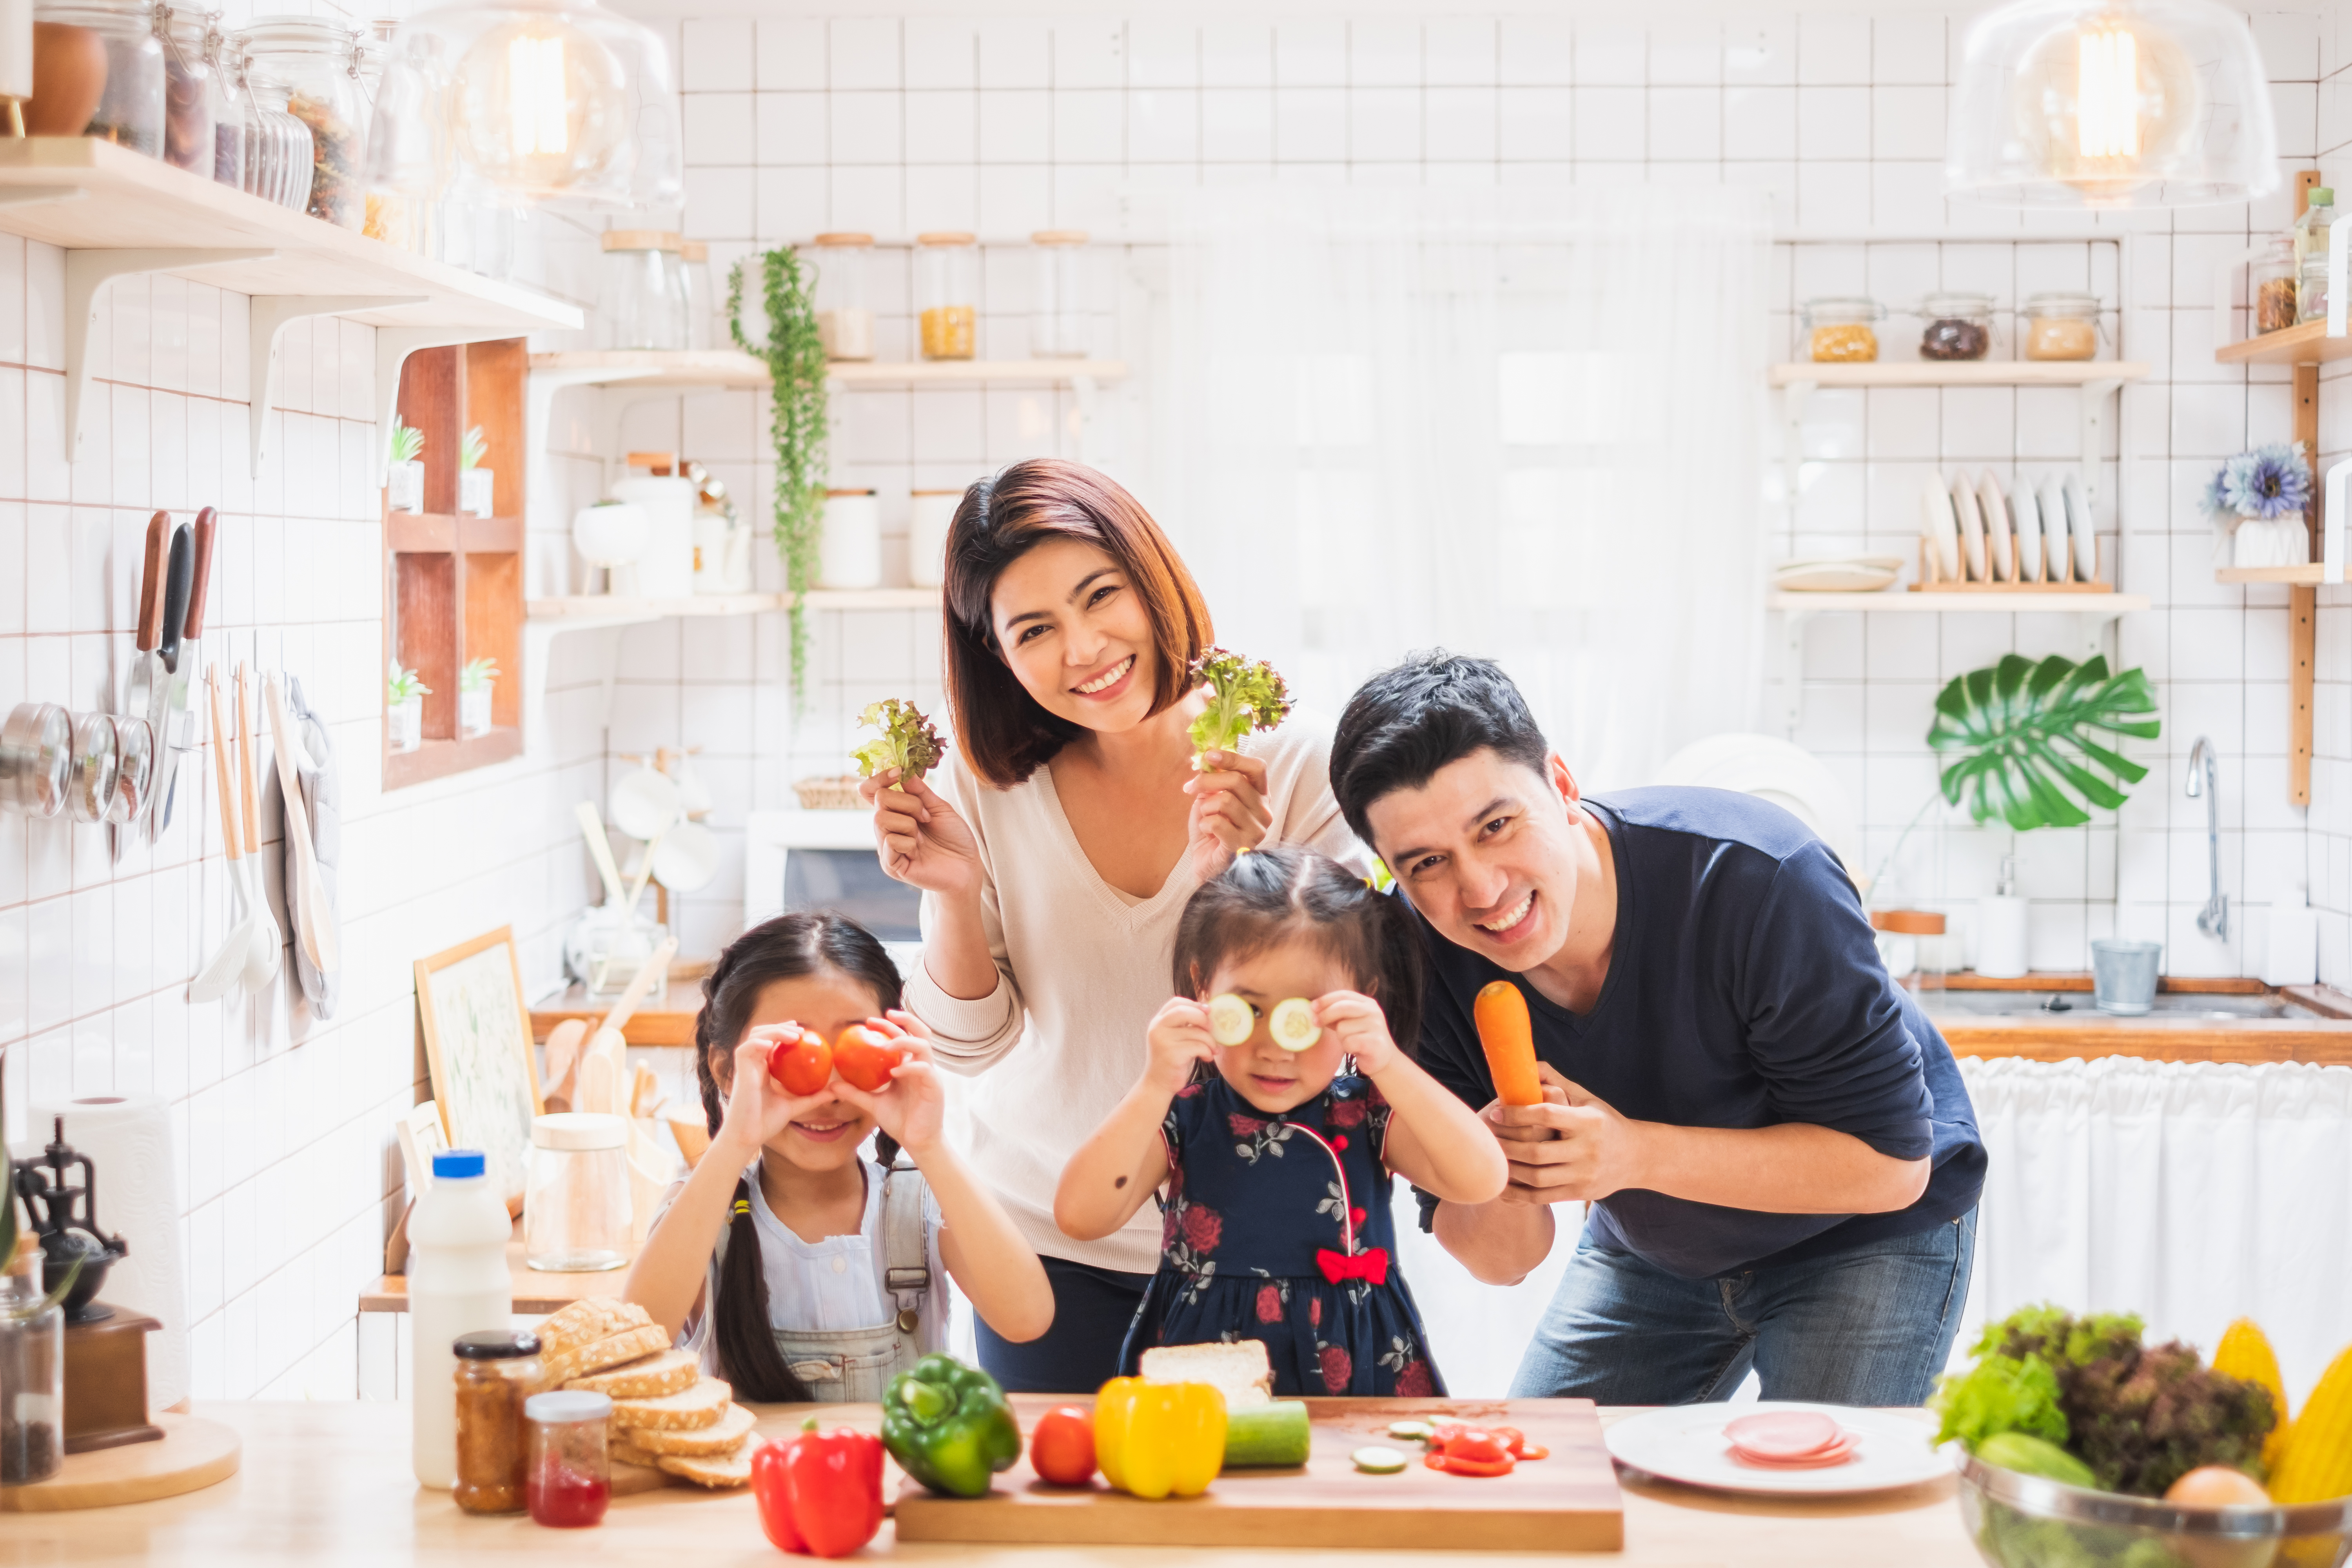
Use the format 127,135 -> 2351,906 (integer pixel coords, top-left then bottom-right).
33,0 -> 165,156
454,1330 -> 543,1515
916,231 -> 978,360
811,232 -> 876,361
1031,229 -> 1089,358
523,1113 -> 630,1273
238,16 -> 365,228
1916,292 -> 1994,361
2253,238 -> 2299,334
204,19 -> 244,187
158,5 -> 217,176
680,240 -> 715,351
0,1239 -> 63,1487
2022,292 -> 2102,361
1800,297 -> 1882,363
525,1392 -> 612,1528
601,231 -> 690,351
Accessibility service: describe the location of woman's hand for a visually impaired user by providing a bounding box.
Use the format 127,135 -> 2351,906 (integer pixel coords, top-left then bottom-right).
828,1011 -> 947,1156
1315,990 -> 1403,1076
713,1026 -> 842,1161
1145,997 -> 1217,1094
862,768 -> 982,899
1183,749 -> 1273,880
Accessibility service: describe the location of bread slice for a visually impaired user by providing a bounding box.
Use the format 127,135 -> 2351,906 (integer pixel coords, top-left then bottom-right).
566,1347 -> 699,1399
658,1447 -> 753,1489
543,1322 -> 670,1387
613,1439 -> 668,1471
1140,1340 -> 1273,1408
610,1376 -> 731,1432
627,1403 -> 757,1457
536,1299 -> 650,1357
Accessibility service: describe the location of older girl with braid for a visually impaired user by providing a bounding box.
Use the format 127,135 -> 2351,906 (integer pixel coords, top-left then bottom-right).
626,913 -> 1051,1401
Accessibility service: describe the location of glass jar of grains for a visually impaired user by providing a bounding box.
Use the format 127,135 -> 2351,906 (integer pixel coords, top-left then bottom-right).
1916,292 -> 1994,361
811,233 -> 875,361
32,0 -> 165,156
453,1330 -> 543,1515
1800,297 -> 1883,363
916,232 -> 979,360
237,16 -> 366,229
2022,292 -> 2102,361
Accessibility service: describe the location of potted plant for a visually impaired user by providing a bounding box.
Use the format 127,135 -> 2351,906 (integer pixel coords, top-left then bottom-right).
458,657 -> 497,737
386,419 -> 425,514
458,426 -> 493,519
730,247 -> 828,705
2205,442 -> 2312,568
387,661 -> 430,752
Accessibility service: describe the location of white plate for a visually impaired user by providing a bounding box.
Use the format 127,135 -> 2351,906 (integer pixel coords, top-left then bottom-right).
1977,470 -> 2014,582
1918,473 -> 1960,582
1603,1402 -> 1950,1497
2039,477 -> 2071,583
1774,556 -> 1905,592
1952,476 -> 1987,581
2063,473 -> 2096,582
2008,475 -> 2043,583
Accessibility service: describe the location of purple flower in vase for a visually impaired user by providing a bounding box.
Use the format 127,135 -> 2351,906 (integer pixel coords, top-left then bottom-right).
2223,442 -> 2312,520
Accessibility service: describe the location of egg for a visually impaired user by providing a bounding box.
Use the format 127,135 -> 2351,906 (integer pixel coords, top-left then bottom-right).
2161,1466 -> 2278,1568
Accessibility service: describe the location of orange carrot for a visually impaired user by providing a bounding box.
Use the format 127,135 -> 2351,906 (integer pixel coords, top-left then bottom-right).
1474,980 -> 1543,1107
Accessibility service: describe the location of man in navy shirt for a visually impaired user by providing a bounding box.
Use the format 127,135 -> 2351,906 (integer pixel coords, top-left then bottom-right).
1330,653 -> 1985,1404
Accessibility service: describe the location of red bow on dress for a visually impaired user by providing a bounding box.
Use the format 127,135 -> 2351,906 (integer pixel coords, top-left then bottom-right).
1315,1247 -> 1390,1286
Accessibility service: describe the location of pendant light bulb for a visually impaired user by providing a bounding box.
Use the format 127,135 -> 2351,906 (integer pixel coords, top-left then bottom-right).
458,15 -> 628,198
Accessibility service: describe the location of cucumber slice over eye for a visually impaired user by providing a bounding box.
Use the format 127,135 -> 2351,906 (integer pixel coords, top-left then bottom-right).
1352,1446 -> 1408,1474
1207,993 -> 1255,1047
1268,997 -> 1321,1051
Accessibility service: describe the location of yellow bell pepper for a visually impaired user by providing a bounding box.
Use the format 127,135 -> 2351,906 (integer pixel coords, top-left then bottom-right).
1093,1378 -> 1226,1500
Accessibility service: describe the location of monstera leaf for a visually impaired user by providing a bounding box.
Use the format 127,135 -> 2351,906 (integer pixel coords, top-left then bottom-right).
1927,654 -> 2160,831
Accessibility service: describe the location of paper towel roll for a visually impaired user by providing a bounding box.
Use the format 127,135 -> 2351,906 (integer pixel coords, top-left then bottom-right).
32,1095 -> 188,1412
1975,894 -> 2031,980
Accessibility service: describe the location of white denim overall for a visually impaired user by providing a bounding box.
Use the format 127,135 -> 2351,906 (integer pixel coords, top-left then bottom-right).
708,1160 -> 932,1403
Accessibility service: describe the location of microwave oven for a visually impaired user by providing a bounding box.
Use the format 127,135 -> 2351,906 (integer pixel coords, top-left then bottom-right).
742,809 -> 924,976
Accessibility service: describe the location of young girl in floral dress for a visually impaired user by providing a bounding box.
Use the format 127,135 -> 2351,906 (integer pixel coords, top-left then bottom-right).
1055,848 -> 1508,1396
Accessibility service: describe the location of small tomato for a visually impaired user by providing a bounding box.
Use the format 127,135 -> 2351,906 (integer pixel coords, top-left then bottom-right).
768,1030 -> 834,1098
833,1024 -> 909,1093
1029,1406 -> 1097,1487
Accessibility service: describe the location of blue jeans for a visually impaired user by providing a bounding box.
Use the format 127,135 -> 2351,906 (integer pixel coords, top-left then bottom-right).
1511,1209 -> 1976,1405
975,1256 -> 1152,1394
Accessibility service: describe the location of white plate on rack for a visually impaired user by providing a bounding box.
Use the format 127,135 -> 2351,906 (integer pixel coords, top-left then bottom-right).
1603,1402 -> 1950,1497
2008,475 -> 2043,583
1952,475 -> 1987,581
2040,477 -> 2071,583
1918,473 -> 1960,582
1774,556 -> 1906,592
1977,470 -> 2014,582
2063,473 -> 2096,582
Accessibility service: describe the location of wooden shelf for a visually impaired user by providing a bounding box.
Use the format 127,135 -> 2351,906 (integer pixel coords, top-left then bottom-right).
1768,591 -> 2151,614
2214,319 -> 2352,365
2216,564 -> 2330,584
803,587 -> 940,610
528,350 -> 1127,389
383,728 -> 524,789
523,588 -> 938,622
1768,361 -> 2149,387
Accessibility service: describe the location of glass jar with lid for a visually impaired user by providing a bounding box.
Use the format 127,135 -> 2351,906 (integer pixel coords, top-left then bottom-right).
525,1392 -> 612,1528
2021,292 -> 2103,361
32,0 -> 165,156
1799,297 -> 1883,363
238,15 -> 365,228
1916,292 -> 1994,361
352,21 -> 419,249
680,240 -> 715,351
454,1329 -> 543,1515
234,37 -> 312,214
600,232 -> 690,350
811,233 -> 875,361
916,231 -> 978,360
523,1112 -> 630,1272
1031,229 -> 1090,359
2253,238 -> 2298,334
158,5 -> 217,175
202,17 -> 244,188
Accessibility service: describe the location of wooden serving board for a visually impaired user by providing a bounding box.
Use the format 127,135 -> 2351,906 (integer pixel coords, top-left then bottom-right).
893,1396 -> 1622,1552
0,1413 -> 240,1512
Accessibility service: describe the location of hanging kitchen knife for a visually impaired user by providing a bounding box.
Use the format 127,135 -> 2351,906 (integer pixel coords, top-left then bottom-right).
145,522 -> 193,838
114,514 -> 170,864
156,507 -> 216,836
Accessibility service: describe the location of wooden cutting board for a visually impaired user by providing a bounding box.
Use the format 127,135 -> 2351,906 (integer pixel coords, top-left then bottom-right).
893,1395 -> 1622,1551
0,1413 -> 240,1512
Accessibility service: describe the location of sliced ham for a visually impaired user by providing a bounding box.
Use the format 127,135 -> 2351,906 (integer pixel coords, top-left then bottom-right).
1722,1411 -> 1840,1459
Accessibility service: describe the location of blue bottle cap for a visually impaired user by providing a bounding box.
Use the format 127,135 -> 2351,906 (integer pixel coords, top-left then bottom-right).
432,1149 -> 486,1180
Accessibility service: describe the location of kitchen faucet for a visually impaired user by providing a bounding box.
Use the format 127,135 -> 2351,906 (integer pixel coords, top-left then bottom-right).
2185,737 -> 2227,940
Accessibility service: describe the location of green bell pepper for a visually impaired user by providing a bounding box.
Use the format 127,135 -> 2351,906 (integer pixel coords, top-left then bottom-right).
880,1353 -> 1022,1498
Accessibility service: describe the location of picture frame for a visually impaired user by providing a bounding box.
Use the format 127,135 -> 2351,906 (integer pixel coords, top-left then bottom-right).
414,926 -> 544,1210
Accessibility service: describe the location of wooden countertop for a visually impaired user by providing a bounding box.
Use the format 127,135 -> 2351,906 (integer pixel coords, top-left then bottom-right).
530,982 -> 703,1048
1,1400 -> 1978,1565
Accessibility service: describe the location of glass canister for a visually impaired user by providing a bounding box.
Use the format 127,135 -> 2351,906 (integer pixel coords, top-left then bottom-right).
0,1238 -> 64,1486
454,1329 -> 543,1515
2021,291 -> 2102,361
601,231 -> 690,351
680,240 -> 714,351
2254,237 -> 2299,334
158,5 -> 216,176
354,21 -> 419,249
523,1112 -> 630,1272
1799,297 -> 1882,363
32,0 -> 165,156
1031,229 -> 1089,358
525,1392 -> 612,1528
1916,291 -> 1994,361
811,232 -> 875,361
238,16 -> 365,229
916,231 -> 978,360
204,19 -> 244,188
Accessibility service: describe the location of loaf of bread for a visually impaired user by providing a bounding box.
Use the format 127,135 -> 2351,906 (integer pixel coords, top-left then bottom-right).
657,1448 -> 754,1488
535,1300 -> 651,1357
566,1347 -> 699,1399
610,1376 -> 731,1432
1139,1339 -> 1274,1407
626,1403 -> 757,1457
542,1322 -> 670,1387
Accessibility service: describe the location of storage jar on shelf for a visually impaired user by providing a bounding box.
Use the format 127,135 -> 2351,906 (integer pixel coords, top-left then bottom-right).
2298,187 -> 2335,325
158,4 -> 217,176
820,488 -> 882,589
916,232 -> 978,360
680,240 -> 715,352
1799,297 -> 1882,363
600,231 -> 690,352
612,454 -> 696,599
238,15 -> 365,228
2254,238 -> 2299,334
230,36 -> 311,212
33,0 -> 165,156
203,16 -> 245,187
1031,229 -> 1090,358
812,232 -> 876,361
908,488 -> 961,589
1915,292 -> 1994,361
2020,292 -> 2102,361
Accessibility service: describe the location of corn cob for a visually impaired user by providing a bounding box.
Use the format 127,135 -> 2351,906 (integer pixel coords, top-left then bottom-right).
2271,1341 -> 2352,1504
2213,1318 -> 2292,1471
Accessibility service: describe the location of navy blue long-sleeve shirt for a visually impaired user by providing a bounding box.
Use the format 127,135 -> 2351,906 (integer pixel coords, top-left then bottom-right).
1410,787 -> 1987,1279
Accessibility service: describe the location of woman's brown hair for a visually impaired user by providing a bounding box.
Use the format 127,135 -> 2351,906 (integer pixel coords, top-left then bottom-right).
942,459 -> 1212,787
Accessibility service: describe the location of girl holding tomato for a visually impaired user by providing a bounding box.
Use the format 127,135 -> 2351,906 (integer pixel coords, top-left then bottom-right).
626,913 -> 1053,1401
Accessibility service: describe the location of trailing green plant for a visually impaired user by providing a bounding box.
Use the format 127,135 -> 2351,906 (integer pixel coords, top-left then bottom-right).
728,247 -> 829,707
389,419 -> 424,464
387,661 -> 430,706
1926,653 -> 2160,831
459,657 -> 499,693
459,426 -> 487,471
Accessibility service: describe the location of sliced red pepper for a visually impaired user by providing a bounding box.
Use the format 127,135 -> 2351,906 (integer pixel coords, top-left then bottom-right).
1425,1450 -> 1516,1477
1443,1431 -> 1512,1465
1488,1425 -> 1549,1461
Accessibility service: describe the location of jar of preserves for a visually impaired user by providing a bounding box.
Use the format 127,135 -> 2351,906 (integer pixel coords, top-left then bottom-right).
1799,297 -> 1882,363
525,1391 -> 612,1528
237,16 -> 365,228
522,1113 -> 630,1273
453,1329 -> 543,1515
2021,291 -> 2102,361
32,0 -> 165,157
811,232 -> 875,361
158,5 -> 217,176
916,231 -> 978,360
601,231 -> 690,351
1031,229 -> 1089,358
2253,238 -> 2298,334
1916,291 -> 1994,361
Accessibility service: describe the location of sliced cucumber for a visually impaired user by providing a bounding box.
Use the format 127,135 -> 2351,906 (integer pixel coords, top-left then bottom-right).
1352,1446 -> 1408,1474
1268,997 -> 1321,1051
1207,993 -> 1255,1047
1224,1400 -> 1312,1468
1386,1420 -> 1435,1443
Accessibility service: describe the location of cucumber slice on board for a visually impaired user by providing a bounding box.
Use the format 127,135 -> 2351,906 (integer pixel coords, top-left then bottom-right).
1352,1446 -> 1408,1474
1268,997 -> 1321,1051
1224,1401 -> 1312,1467
1386,1420 -> 1435,1442
1207,993 -> 1255,1047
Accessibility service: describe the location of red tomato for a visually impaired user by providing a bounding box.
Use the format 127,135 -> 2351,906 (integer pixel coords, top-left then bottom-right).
832,1024 -> 908,1092
768,1029 -> 833,1097
1445,1430 -> 1512,1465
1028,1406 -> 1096,1487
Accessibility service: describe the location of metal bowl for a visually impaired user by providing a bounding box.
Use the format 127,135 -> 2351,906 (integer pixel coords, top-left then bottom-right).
1960,1454 -> 2352,1568
0,702 -> 72,817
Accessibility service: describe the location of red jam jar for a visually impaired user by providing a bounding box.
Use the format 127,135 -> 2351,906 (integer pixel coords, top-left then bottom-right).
524,1391 -> 611,1528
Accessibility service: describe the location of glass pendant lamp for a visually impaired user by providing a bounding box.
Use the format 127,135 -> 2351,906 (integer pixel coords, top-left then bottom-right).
1946,0 -> 2277,209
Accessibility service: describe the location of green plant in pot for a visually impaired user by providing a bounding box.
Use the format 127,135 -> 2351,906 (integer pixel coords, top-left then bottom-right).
729,247 -> 829,707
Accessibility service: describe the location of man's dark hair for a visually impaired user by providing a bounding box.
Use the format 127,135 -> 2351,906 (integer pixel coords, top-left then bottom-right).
1330,651 -> 1550,848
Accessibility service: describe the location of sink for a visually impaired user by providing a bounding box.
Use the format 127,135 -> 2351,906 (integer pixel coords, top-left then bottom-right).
1918,990 -> 2321,1022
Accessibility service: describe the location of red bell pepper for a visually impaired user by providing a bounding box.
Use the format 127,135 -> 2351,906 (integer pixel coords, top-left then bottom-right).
753,1423 -> 884,1559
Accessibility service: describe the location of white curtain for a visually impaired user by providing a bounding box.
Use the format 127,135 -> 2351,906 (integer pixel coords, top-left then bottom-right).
1140,185 -> 1773,788
1956,1057 -> 2352,1406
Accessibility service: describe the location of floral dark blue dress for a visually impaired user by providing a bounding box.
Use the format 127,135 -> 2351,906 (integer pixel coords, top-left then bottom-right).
1116,1064 -> 1443,1397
